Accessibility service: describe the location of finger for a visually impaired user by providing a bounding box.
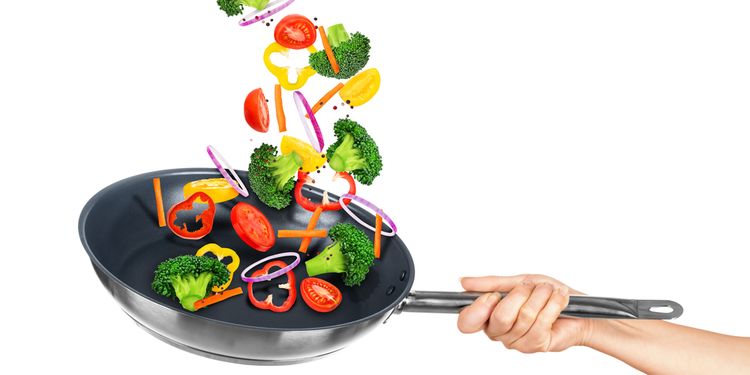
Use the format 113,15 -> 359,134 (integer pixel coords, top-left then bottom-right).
457,292 -> 502,333
523,286 -> 570,352
461,275 -> 527,292
461,275 -> 565,293
502,283 -> 555,345
484,282 -> 534,339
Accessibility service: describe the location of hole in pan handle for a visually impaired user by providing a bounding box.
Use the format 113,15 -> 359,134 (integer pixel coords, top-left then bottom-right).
393,291 -> 683,320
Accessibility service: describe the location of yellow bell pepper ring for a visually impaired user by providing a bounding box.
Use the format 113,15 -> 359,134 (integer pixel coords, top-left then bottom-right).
263,42 -> 317,90
195,243 -> 240,292
183,178 -> 239,204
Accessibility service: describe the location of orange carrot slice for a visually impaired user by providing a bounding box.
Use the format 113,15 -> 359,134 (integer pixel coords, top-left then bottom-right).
274,84 -> 286,132
299,206 -> 324,253
374,214 -> 383,259
193,287 -> 243,311
152,178 -> 166,227
310,83 -> 344,115
318,26 -> 340,74
278,229 -> 327,238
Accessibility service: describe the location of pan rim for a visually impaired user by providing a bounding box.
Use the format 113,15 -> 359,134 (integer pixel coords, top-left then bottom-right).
79,167 -> 416,332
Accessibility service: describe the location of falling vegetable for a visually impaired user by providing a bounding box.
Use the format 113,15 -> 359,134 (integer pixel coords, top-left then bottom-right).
293,91 -> 325,152
264,42 -> 317,90
299,206 -> 323,253
207,145 -> 250,198
339,68 -> 380,107
277,229 -> 328,238
374,214 -> 382,259
247,260 -> 297,313
240,252 -> 301,283
305,223 -> 375,287
183,178 -> 239,204
300,277 -> 342,313
274,14 -> 317,49
309,24 -> 371,79
166,192 -> 216,240
310,82 -> 344,114
152,178 -> 166,228
247,143 -> 303,209
326,118 -> 383,185
195,243 -> 240,292
216,0 -> 269,17
231,202 -> 276,252
193,287 -> 243,311
238,0 -> 296,27
244,88 -> 270,133
294,171 -> 356,212
274,84 -> 286,132
317,26 -> 340,74
338,193 -> 398,238
152,255 -> 230,312
280,135 -> 327,172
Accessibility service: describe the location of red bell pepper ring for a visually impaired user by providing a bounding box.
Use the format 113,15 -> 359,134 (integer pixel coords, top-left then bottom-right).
166,192 -> 216,240
294,171 -> 356,212
247,260 -> 297,313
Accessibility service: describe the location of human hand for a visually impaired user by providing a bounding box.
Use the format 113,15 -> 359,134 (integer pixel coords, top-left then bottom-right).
457,275 -> 592,353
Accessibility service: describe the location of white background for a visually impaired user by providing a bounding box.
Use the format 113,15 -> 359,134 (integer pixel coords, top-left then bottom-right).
2,0 -> 749,373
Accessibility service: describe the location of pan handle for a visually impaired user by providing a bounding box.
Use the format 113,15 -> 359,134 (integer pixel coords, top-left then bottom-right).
393,291 -> 683,320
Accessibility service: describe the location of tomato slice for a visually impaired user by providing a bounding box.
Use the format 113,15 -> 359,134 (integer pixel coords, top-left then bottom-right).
300,277 -> 342,313
244,88 -> 269,133
274,15 -> 317,49
230,202 -> 275,252
339,68 -> 380,107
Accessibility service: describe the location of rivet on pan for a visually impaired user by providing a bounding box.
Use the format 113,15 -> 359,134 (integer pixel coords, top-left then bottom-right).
399,271 -> 407,281
386,285 -> 396,295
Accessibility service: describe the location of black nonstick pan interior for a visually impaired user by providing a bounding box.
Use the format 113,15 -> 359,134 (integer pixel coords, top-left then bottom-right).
81,168 -> 414,330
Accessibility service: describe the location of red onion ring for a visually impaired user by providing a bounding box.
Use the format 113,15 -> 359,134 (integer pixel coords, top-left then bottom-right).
206,145 -> 249,197
293,91 -> 324,152
238,0 -> 295,27
241,252 -> 301,283
339,194 -> 397,237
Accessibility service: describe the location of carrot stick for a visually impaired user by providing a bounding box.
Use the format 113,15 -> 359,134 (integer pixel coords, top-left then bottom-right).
193,287 -> 243,311
299,207 -> 324,253
152,178 -> 166,227
274,84 -> 286,132
374,214 -> 383,259
318,26 -> 340,74
278,229 -> 328,238
309,83 -> 344,115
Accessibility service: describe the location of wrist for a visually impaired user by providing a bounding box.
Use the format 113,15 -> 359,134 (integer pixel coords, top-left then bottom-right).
578,318 -> 608,348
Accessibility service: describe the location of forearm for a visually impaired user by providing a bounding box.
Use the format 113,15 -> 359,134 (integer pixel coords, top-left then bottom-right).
583,319 -> 750,374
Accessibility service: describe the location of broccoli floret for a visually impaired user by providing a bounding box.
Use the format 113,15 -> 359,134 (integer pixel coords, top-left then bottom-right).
248,143 -> 303,209
152,255 -> 230,311
309,25 -> 370,79
326,118 -> 383,185
305,223 -> 375,287
216,0 -> 269,17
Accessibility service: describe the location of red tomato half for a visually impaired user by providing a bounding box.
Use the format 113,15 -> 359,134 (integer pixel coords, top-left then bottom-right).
300,277 -> 342,313
244,88 -> 269,133
274,15 -> 317,49
230,202 -> 275,251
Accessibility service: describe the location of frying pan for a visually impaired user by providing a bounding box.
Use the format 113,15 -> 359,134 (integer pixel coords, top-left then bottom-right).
79,168 -> 684,365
